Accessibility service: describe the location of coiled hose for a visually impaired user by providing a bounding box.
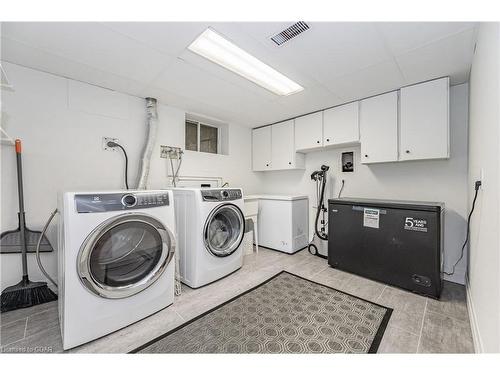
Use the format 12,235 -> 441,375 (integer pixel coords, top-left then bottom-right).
314,176 -> 328,241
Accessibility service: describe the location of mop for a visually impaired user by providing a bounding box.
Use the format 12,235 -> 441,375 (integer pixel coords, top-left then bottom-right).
0,139 -> 57,312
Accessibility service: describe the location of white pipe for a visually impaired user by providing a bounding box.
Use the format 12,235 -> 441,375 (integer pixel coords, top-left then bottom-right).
137,97 -> 158,189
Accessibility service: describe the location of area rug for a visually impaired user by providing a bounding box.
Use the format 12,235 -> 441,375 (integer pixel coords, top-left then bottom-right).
131,271 -> 392,353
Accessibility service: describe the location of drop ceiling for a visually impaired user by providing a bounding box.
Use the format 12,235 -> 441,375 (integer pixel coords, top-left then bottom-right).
0,22 -> 477,127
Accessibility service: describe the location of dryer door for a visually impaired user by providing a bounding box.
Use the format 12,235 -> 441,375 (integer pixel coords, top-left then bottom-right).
77,213 -> 175,299
204,204 -> 245,257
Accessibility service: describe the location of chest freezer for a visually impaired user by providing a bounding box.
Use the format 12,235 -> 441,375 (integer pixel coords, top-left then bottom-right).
251,195 -> 309,254
328,198 -> 443,298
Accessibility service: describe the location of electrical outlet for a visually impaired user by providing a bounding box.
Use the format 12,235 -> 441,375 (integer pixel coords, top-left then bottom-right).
103,137 -> 119,151
160,145 -> 182,159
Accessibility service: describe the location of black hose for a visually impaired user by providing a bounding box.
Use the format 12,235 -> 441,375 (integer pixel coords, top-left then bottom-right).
314,176 -> 328,241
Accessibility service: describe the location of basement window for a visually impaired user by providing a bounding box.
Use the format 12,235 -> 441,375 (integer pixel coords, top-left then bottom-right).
185,116 -> 228,155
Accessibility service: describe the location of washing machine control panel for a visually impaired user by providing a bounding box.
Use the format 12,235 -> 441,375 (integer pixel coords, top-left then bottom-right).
201,189 -> 242,202
75,192 -> 170,213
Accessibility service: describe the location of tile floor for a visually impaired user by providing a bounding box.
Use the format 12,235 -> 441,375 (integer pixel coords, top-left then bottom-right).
0,248 -> 474,353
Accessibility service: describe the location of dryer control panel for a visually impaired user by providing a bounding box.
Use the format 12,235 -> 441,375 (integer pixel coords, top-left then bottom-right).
75,192 -> 169,213
201,189 -> 242,202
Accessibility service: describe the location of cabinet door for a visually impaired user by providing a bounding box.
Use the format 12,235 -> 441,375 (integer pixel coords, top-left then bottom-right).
252,126 -> 272,171
323,101 -> 359,146
360,91 -> 398,164
399,77 -> 449,161
294,112 -> 323,151
271,120 -> 295,170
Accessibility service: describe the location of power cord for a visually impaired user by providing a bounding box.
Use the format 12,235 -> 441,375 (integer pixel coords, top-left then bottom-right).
107,141 -> 129,190
338,179 -> 345,198
444,180 -> 481,276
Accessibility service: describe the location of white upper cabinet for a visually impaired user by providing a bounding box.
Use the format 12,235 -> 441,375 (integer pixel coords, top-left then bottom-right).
323,101 -> 360,146
252,126 -> 272,171
399,77 -> 450,161
271,120 -> 302,170
252,77 -> 450,170
360,91 -> 399,164
294,112 -> 323,152
252,121 -> 304,171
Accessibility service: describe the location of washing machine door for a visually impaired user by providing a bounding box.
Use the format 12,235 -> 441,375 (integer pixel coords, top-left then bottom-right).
204,204 -> 245,257
77,213 -> 175,299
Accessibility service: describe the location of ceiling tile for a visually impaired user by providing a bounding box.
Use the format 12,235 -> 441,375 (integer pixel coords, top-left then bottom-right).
274,85 -> 344,119
376,22 -> 476,55
1,36 -> 149,97
177,49 -> 278,102
271,22 -> 393,82
221,22 -> 297,45
152,59 -> 249,107
2,22 -> 173,84
101,22 -> 210,57
206,23 -> 325,92
324,59 -> 405,101
395,28 -> 475,85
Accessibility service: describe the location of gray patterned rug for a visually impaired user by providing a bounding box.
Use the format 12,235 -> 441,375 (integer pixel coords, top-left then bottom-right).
132,271 -> 392,353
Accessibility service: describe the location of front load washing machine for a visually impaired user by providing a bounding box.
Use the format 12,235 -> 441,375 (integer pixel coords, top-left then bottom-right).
58,190 -> 176,350
172,188 -> 245,288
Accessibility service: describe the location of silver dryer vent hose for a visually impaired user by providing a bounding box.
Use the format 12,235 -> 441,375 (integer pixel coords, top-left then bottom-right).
137,97 -> 158,189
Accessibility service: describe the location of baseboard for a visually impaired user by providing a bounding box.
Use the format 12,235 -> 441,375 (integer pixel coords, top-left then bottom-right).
465,274 -> 483,353
443,267 -> 466,285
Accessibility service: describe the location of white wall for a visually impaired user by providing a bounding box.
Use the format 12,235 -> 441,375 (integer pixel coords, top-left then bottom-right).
257,84 -> 470,285
466,23 -> 500,353
0,62 -> 262,288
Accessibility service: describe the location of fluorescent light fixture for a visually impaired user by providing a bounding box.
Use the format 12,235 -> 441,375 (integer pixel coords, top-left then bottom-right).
188,28 -> 304,96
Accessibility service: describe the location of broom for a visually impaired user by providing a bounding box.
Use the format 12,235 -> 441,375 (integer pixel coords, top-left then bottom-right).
0,139 -> 57,313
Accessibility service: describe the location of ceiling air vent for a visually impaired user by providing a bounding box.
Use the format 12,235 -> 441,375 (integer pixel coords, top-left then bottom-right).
270,21 -> 310,46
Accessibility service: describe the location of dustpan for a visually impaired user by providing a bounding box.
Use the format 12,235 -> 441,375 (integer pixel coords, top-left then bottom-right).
0,218 -> 54,253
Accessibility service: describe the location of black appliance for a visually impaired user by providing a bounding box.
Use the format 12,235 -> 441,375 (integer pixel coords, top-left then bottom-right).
328,198 -> 443,299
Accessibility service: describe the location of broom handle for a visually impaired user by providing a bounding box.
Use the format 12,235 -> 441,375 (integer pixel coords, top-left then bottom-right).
15,139 -> 28,279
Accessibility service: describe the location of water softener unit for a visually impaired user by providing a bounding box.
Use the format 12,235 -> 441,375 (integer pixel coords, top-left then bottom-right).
328,198 -> 443,299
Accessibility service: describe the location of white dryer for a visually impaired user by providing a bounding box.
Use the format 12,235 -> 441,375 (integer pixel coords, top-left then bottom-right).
58,190 -> 176,350
173,188 -> 245,288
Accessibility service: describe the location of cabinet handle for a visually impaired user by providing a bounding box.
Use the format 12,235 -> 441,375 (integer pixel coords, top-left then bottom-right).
405,150 -> 410,154
288,162 -> 292,165
364,154 -> 368,158
326,138 -> 330,142
266,163 -> 269,167
316,140 -> 320,144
